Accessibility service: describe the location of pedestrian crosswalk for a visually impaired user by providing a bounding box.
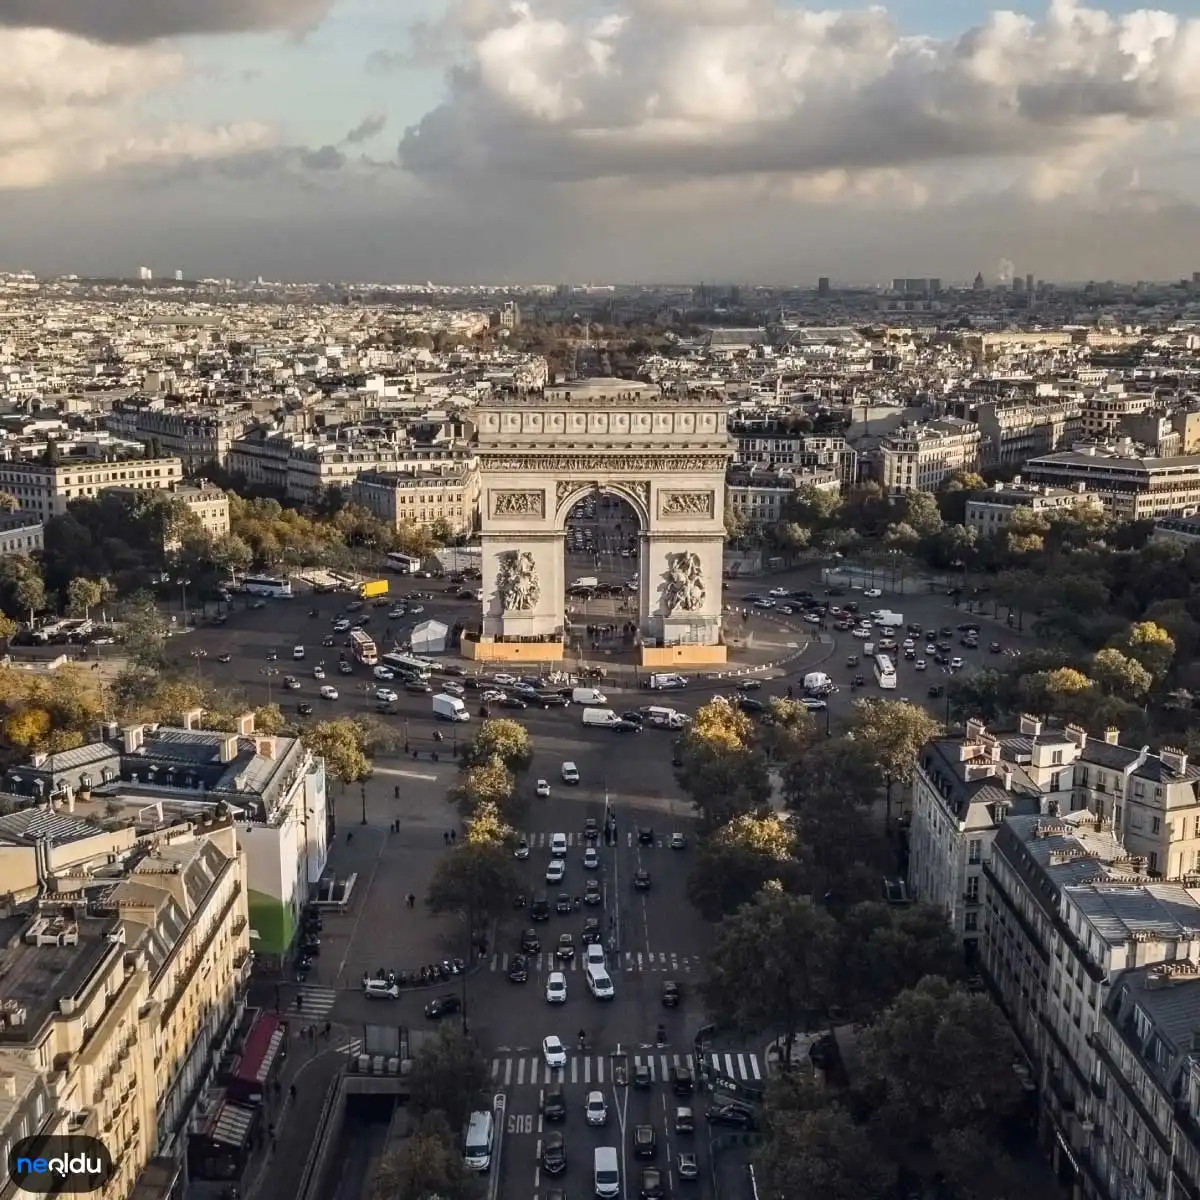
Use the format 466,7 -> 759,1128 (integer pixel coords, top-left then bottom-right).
489,1051 -> 763,1088
489,951 -> 701,975
291,985 -> 338,1020
518,830 -> 673,850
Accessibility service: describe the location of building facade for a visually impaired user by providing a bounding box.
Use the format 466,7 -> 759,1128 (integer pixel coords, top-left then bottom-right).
1023,450 -> 1200,521
964,481 -> 1101,534
170,482 -> 231,542
106,405 -> 248,470
873,420 -> 982,495
0,457 -> 184,520
975,398 -> 1083,465
351,466 -> 481,535
0,512 -> 43,556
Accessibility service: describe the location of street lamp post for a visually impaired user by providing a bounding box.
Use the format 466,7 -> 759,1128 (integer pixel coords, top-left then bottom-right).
180,579 -> 190,629
360,781 -> 367,826
260,666 -> 279,705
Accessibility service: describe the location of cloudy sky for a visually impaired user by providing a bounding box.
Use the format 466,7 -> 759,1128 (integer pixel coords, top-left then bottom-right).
4,0 -> 1200,284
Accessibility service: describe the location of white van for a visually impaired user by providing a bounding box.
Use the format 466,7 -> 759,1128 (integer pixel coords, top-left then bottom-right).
463,1110 -> 494,1171
585,943 -> 606,968
594,1146 -> 620,1198
586,964 -> 614,1000
581,707 -> 619,728
863,642 -> 875,658
644,706 -> 686,730
572,687 -> 607,705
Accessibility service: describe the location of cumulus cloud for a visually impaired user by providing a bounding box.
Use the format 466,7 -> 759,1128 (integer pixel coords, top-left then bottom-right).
0,29 -> 275,190
399,0 -> 1200,199
343,113 -> 388,145
0,0 -> 332,44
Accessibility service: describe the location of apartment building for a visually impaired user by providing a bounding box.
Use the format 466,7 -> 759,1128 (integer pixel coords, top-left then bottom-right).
170,482 -> 230,542
1023,448 -> 1200,520
107,403 -> 249,469
0,511 -> 43,555
351,465 -> 480,535
964,480 -> 1101,534
725,468 -> 838,533
0,457 -> 183,520
5,710 -> 328,961
729,419 -> 858,487
1152,514 -> 1200,546
0,814 -> 252,1200
1082,389 -> 1154,440
975,397 -> 1082,464
872,419 -> 981,495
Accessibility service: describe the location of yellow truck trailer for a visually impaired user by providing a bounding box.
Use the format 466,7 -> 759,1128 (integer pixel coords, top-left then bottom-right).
359,579 -> 389,599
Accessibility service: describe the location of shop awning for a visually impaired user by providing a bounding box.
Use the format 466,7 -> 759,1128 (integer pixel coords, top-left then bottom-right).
233,1013 -> 284,1093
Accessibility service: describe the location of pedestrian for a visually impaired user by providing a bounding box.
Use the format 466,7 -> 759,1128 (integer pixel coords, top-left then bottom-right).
273,1079 -> 281,1098
324,1020 -> 332,1039
443,831 -> 450,846
406,892 -> 415,908
289,1084 -> 297,1101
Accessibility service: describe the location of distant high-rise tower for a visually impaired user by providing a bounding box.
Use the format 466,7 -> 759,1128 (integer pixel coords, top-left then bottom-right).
817,276 -> 830,296
1012,275 -> 1025,294
1026,273 -> 1034,295
138,266 -> 152,281
174,269 -> 183,282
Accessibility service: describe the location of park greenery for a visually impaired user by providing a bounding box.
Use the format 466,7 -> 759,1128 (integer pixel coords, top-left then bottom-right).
676,695 -> 1033,1195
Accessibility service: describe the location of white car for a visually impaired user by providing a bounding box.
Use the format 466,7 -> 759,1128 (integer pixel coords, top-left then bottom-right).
546,859 -> 565,884
375,688 -> 398,703
768,587 -> 790,597
583,847 -> 599,870
585,1091 -> 608,1126
754,598 -> 775,609
514,839 -> 530,860
803,612 -> 821,624
410,605 -> 424,614
292,645 -> 305,659
373,666 -> 394,681
494,673 -> 517,686
550,833 -> 568,857
333,619 -> 350,632
852,627 -> 870,639
926,644 -> 938,655
902,639 -> 915,650
536,779 -> 551,799
799,698 -> 827,711
542,1036 -> 567,1068
864,588 -> 883,598
561,762 -> 580,785
313,666 -> 325,679
387,607 -> 406,618
442,681 -> 465,696
950,657 -> 964,670
319,685 -> 339,700
915,659 -> 928,671
482,689 -> 507,703
545,972 -> 568,1004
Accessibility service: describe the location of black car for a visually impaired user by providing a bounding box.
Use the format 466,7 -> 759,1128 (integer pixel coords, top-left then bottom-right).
640,1167 -> 665,1199
405,681 -> 433,694
736,697 -> 764,714
584,879 -> 602,905
537,692 -> 570,708
736,678 -> 762,691
531,896 -> 550,922
499,696 -> 528,709
620,711 -> 644,725
322,634 -> 335,646
541,1131 -> 566,1175
508,954 -> 529,983
555,893 -> 572,914
670,1064 -> 695,1095
581,918 -> 602,944
633,1063 -> 652,1088
634,869 -> 651,891
583,818 -> 600,842
634,1124 -> 657,1159
542,1088 -> 566,1122
424,994 -> 461,1019
706,1104 -> 757,1130
662,980 -> 681,1007
928,685 -> 945,699
990,641 -> 1003,653
296,702 -> 314,716
637,826 -> 654,845
613,719 -> 641,733
521,928 -> 541,953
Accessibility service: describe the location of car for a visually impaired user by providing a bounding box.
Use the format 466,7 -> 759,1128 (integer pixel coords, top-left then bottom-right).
583,818 -> 599,842
555,893 -> 572,915
581,917 -> 602,944
737,679 -> 763,691
409,604 -> 424,614
296,702 -> 314,716
928,685 -> 945,699
508,954 -> 529,983
863,587 -> 882,598
620,710 -> 645,725
531,895 -> 550,921
669,832 -> 686,850
333,619 -> 350,632
521,928 -> 541,953
637,825 -> 654,845
493,672 -> 517,686
736,696 -> 764,714
561,761 -> 580,784
338,660 -> 354,675
584,879 -> 602,905
546,971 -> 568,1002
499,695 -> 528,709
706,1103 -> 757,1130
534,779 -> 551,800
556,933 -> 575,961
312,665 -> 327,680
424,994 -> 461,1019
634,1124 -> 657,1159
799,698 -> 827,711
583,847 -> 599,869
550,832 -> 568,857
639,1167 -> 665,1199
914,659 -> 927,671
481,689 -> 506,703
950,657 -> 964,670
768,587 -> 789,597
662,980 -> 681,1008
217,653 -> 232,663
546,860 -> 566,884
542,1036 -> 567,1068
674,1105 -> 695,1133
373,666 -> 394,680
585,1091 -> 608,1126
633,1062 -> 652,1088
541,1130 -> 566,1175
514,839 -> 530,860
387,607 -> 407,618
677,1152 -> 699,1180
634,868 -> 651,891
265,649 -> 278,661
283,676 -> 301,690
670,1064 -> 695,1095
542,1087 -> 566,1122
443,681 -> 465,696
319,685 -> 339,700
852,626 -> 870,639
375,687 -> 398,703
538,692 -> 570,708
405,680 -> 432,694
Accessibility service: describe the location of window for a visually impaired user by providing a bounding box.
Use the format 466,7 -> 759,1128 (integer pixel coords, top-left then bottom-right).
968,839 -> 983,865
1052,749 -> 1064,765
965,912 -> 978,932
965,876 -> 980,902
1152,817 -> 1161,835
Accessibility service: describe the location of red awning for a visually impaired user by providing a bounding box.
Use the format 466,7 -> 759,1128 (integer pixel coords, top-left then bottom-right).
233,1013 -> 284,1092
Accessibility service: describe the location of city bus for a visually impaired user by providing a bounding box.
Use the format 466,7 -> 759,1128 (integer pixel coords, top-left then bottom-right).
385,552 -> 421,575
381,652 -> 433,679
240,575 -> 294,598
874,653 -> 897,689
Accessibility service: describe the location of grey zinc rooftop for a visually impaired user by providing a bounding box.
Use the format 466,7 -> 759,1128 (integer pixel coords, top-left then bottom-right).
0,806 -> 109,845
1068,883 -> 1200,945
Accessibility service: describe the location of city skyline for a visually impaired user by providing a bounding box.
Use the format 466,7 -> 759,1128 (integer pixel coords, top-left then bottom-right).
4,0 -> 1200,281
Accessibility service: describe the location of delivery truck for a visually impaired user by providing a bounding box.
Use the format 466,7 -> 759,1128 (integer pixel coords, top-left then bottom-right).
572,687 -> 608,705
571,577 -> 599,589
643,706 -> 686,730
646,673 -> 687,691
873,610 -> 904,628
432,693 -> 470,722
581,707 -> 620,727
359,579 -> 389,599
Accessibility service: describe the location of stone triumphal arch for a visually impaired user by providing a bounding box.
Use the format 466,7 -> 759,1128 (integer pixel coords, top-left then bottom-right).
464,381 -> 734,667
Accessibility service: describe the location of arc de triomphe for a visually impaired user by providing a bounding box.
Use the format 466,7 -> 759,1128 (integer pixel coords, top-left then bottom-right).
465,382 -> 733,667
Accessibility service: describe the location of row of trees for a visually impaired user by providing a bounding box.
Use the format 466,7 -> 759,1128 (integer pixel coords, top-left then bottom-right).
673,697 -> 1034,1193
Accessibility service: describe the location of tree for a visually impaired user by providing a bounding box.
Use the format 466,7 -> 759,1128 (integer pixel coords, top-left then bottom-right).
703,885 -> 838,1068
14,573 -> 45,626
371,1111 -> 476,1200
849,699 -> 940,822
687,813 -> 803,921
936,470 -> 986,524
427,838 -> 521,925
1017,667 -> 1093,717
676,700 -> 771,830
759,697 -> 818,760
0,611 -> 17,642
117,591 -> 170,669
759,1105 -> 893,1200
1091,647 -> 1153,701
66,577 -> 105,619
857,977 -> 1022,1145
724,506 -> 749,543
209,532 -> 254,576
451,755 -> 518,823
463,799 -> 513,847
1111,620 -> 1176,681
463,718 -> 533,772
902,489 -> 943,537
3,706 -> 52,750
301,719 -> 372,784
407,1026 -> 490,1132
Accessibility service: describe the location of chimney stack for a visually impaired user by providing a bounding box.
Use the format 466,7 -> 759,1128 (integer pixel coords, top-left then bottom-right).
122,725 -> 144,753
1160,747 -> 1189,776
1065,724 -> 1087,749
255,736 -> 277,761
1105,727 -> 1121,745
965,718 -> 987,741
236,712 -> 256,737
1019,714 -> 1042,736
219,734 -> 239,764
182,708 -> 204,731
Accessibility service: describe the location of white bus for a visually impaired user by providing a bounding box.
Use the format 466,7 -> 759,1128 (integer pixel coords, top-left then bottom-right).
874,653 -> 897,689
240,575 -> 293,598
381,651 -> 433,679
385,552 -> 421,575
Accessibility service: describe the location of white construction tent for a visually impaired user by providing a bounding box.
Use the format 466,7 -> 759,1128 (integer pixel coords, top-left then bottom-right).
410,618 -> 449,655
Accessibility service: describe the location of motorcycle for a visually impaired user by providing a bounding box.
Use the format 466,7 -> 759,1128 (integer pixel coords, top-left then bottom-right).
443,959 -> 456,977
453,957 -> 465,973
